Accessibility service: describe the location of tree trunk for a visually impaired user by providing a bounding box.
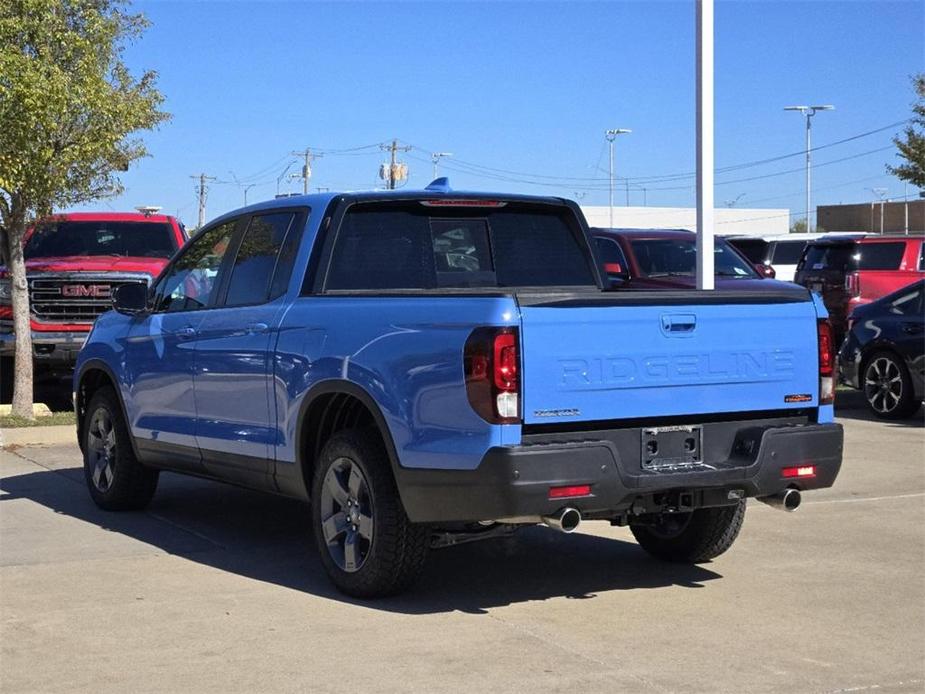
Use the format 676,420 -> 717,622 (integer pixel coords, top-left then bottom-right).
6,201 -> 34,419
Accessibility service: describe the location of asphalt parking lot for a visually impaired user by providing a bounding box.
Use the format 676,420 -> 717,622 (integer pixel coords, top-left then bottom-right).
1,392 -> 923,694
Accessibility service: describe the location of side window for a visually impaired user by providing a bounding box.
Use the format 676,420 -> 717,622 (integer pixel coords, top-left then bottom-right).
224,212 -> 297,306
595,237 -> 629,275
890,287 -> 922,316
857,242 -> 905,271
771,241 -> 806,265
155,220 -> 237,313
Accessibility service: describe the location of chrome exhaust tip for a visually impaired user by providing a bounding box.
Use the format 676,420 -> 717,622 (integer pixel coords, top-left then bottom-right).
542,507 -> 582,533
758,488 -> 802,512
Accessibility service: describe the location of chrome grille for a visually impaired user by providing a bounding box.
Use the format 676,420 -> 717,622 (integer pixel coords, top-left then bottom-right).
28,274 -> 150,323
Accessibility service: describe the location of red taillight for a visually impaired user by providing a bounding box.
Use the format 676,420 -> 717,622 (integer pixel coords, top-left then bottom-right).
420,199 -> 507,207
549,484 -> 592,499
818,320 -> 834,377
818,319 -> 835,405
782,465 -> 816,479
465,327 -> 520,423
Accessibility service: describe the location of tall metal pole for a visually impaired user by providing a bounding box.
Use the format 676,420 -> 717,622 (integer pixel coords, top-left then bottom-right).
695,0 -> 714,290
786,105 -> 833,232
608,136 -> 614,227
805,112 -> 812,233
190,173 -> 215,229
605,129 -> 630,228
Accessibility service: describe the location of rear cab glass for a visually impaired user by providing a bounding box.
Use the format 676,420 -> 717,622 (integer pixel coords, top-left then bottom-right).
323,201 -> 596,290
25,220 -> 178,259
856,242 -> 905,270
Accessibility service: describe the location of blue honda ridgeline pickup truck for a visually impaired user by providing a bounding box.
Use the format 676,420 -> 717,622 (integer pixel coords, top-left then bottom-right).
74,181 -> 843,597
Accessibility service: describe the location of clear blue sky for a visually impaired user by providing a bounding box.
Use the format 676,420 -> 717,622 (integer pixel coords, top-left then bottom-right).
81,0 -> 924,227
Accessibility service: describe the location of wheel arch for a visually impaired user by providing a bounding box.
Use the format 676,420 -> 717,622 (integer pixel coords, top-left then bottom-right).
75,360 -> 136,457
294,380 -> 404,502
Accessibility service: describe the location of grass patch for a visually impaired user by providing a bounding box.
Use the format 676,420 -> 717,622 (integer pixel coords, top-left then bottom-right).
0,412 -> 76,428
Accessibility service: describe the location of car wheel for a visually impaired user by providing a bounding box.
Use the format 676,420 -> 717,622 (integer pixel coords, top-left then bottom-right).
311,428 -> 428,598
863,351 -> 921,420
630,501 -> 746,563
83,387 -> 159,510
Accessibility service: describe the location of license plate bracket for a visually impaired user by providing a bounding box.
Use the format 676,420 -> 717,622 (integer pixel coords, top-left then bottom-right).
641,425 -> 703,472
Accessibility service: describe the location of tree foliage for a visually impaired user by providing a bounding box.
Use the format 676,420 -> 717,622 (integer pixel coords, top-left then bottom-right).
0,0 -> 168,417
887,73 -> 925,188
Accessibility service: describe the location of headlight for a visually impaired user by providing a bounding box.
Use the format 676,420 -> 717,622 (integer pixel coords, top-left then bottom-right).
0,278 -> 11,303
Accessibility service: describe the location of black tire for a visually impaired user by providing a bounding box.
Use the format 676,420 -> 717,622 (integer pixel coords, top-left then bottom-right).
82,386 -> 158,511
311,428 -> 428,598
630,501 -> 746,563
862,350 -> 921,420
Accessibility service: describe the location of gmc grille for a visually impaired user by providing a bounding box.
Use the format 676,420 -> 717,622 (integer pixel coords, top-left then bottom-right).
28,274 -> 150,323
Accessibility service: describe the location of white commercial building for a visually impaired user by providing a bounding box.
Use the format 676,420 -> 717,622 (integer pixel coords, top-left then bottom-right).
579,206 -> 790,236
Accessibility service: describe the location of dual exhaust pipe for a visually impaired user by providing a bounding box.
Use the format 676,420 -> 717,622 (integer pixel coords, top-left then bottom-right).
539,491 -> 799,532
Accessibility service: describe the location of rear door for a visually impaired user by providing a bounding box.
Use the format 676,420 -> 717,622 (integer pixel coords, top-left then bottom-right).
518,290 -> 820,425
193,209 -> 305,486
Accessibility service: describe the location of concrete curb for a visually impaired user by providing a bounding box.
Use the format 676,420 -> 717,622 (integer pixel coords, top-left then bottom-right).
0,424 -> 76,448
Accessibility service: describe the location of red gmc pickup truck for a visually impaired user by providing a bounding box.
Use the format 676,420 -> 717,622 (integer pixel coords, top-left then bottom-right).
1,212 -> 186,396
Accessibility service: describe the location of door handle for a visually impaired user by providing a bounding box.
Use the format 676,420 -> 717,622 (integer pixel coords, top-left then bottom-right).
901,322 -> 923,334
245,322 -> 269,334
171,326 -> 197,340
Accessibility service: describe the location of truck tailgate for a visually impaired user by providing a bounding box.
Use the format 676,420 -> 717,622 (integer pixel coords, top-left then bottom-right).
518,292 -> 819,425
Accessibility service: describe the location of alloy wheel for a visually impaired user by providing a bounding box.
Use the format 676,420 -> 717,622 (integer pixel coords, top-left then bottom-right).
864,357 -> 903,415
319,457 -> 374,573
87,407 -> 116,492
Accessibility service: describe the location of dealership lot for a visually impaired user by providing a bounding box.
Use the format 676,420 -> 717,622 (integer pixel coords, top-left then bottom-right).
1,393 -> 923,694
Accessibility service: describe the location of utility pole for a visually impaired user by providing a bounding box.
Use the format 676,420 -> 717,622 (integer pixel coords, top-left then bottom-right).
605,129 -> 631,228
290,148 -> 323,195
190,173 -> 216,229
431,152 -> 453,180
784,104 -> 834,232
379,139 -> 412,189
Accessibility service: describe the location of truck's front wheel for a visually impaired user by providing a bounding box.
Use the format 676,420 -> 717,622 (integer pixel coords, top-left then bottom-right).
311,429 -> 429,598
630,501 -> 745,563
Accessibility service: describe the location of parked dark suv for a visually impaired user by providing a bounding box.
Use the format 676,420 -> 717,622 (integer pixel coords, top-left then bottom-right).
838,279 -> 924,419
794,235 -> 925,345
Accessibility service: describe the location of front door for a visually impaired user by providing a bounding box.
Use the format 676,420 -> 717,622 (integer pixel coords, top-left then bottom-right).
124,218 -> 240,469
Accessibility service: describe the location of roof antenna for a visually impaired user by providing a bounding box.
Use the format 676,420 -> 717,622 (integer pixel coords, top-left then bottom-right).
425,177 -> 451,193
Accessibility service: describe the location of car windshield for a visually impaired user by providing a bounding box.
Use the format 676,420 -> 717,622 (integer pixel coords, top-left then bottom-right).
630,237 -> 758,279
24,221 -> 176,260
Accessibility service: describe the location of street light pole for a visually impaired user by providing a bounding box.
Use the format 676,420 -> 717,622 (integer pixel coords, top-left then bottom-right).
784,104 -> 834,231
605,128 -> 631,228
431,152 -> 453,180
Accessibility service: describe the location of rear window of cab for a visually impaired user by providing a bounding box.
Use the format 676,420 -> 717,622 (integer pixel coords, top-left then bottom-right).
323,201 -> 597,290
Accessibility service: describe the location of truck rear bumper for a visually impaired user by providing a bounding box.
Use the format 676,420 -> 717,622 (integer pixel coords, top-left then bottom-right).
396,421 -> 843,524
0,331 -> 88,367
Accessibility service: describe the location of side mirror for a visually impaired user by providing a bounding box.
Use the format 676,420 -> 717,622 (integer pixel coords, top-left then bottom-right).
112,283 -> 149,315
754,262 -> 776,279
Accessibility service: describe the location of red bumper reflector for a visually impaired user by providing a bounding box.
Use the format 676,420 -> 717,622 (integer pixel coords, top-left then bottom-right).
782,465 -> 816,479
548,484 -> 592,499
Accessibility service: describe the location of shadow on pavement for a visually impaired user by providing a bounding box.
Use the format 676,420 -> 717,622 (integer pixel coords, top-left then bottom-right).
0,465 -> 722,614
835,389 -> 924,428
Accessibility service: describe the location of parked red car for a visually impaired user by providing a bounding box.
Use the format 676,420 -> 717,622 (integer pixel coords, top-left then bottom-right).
0,212 -> 186,391
591,228 -> 779,290
793,234 -> 925,345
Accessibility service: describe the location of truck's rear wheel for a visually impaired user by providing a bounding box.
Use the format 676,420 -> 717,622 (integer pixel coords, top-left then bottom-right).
630,501 -> 745,563
311,429 -> 428,598
83,387 -> 159,511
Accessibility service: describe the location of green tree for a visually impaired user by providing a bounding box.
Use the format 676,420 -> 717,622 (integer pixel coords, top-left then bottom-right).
790,219 -> 808,234
887,73 -> 925,188
0,0 -> 168,418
